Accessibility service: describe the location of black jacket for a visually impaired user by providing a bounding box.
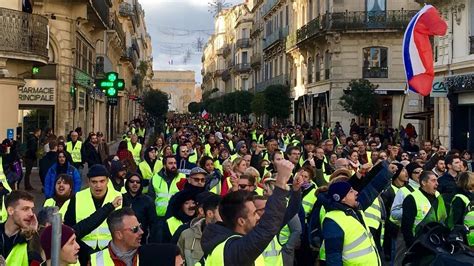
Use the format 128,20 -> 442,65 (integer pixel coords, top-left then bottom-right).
201,187 -> 290,266
39,151 -> 57,181
83,142 -> 102,167
25,134 -> 39,160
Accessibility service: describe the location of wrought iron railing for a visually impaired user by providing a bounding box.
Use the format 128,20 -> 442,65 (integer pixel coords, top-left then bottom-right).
251,53 -> 262,67
262,0 -> 283,17
112,14 -> 126,48
285,32 -> 297,50
0,7 -> 48,59
363,67 -> 388,78
222,69 -> 231,81
470,36 -> 474,55
297,10 -> 418,44
234,63 -> 251,73
91,0 -> 111,27
255,74 -> 289,92
122,47 -> 138,69
264,26 -> 289,49
236,38 -> 251,49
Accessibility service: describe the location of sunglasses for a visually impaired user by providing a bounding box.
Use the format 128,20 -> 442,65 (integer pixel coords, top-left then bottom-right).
413,170 -> 422,174
191,177 -> 206,183
239,184 -> 252,189
124,224 -> 142,234
129,180 -> 141,184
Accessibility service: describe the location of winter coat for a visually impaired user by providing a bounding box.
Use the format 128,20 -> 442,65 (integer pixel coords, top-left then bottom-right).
83,142 -> 102,167
39,151 -> 57,181
178,217 -> 206,266
44,163 -> 81,198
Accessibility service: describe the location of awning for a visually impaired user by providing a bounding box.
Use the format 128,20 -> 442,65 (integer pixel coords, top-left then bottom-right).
403,110 -> 434,120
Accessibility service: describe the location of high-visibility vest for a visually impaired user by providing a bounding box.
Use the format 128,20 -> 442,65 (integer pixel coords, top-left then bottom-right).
127,142 -> 142,164
209,177 -> 232,195
389,184 -> 415,226
229,153 -> 240,162
131,127 -> 136,135
137,128 -> 145,138
172,143 -> 178,154
411,189 -> 447,237
188,149 -> 198,164
138,160 -> 163,188
302,185 -> 317,219
5,243 -> 28,266
90,247 -> 138,266
278,225 -> 290,246
206,235 -> 265,266
43,198 -> 69,216
66,141 -> 82,163
166,216 -> 183,237
228,140 -> 234,153
323,210 -> 381,265
151,173 -> 184,217
449,194 -> 474,246
0,157 -> 11,222
204,144 -> 212,157
364,197 -> 383,230
262,236 -> 283,266
321,163 -> 331,183
75,187 -> 122,249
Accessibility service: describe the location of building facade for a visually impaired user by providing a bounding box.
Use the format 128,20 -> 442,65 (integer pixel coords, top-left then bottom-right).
422,0 -> 474,151
0,0 -> 152,142
151,71 -> 199,113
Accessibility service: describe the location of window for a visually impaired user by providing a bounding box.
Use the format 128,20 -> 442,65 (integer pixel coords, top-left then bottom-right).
75,36 -> 95,76
324,50 -> 331,80
243,79 -> 249,91
315,54 -> 321,81
242,52 -> 248,64
307,57 -> 313,83
363,47 -> 388,78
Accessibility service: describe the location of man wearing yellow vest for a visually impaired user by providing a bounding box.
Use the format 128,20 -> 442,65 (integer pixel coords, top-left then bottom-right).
401,171 -> 447,249
89,208 -> 142,266
63,164 -> 123,264
148,155 -> 186,218
66,131 -> 83,174
127,134 -> 143,165
0,190 -> 38,266
137,123 -> 146,144
201,159 -> 296,265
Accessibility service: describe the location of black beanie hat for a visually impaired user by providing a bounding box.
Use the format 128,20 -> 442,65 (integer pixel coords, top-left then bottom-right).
87,164 -> 109,178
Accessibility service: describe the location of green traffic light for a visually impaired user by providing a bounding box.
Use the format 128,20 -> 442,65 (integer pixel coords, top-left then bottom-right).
107,73 -> 117,82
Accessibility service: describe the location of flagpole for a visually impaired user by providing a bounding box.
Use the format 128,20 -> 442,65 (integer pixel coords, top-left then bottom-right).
398,83 -> 408,131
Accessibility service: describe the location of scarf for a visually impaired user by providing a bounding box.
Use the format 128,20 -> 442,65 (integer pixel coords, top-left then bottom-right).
109,240 -> 137,266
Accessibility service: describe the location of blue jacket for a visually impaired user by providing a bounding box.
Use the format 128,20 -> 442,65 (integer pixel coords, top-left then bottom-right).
44,163 -> 81,198
321,161 -> 392,266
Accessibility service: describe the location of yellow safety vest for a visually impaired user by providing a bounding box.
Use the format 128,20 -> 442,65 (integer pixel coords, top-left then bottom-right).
43,198 -> 69,216
188,150 -> 198,164
206,235 -> 265,266
127,142 -> 142,164
137,128 -> 145,138
229,153 -> 240,162
204,144 -> 212,157
151,173 -> 184,217
263,236 -> 283,266
364,197 -> 383,230
302,185 -> 317,219
411,189 -> 447,237
66,141 -> 82,163
323,210 -> 381,265
389,185 -> 415,226
75,187 -> 122,249
167,216 -> 183,236
5,243 -> 28,266
449,194 -> 474,246
90,247 -> 138,266
0,157 -> 11,222
138,160 -> 163,194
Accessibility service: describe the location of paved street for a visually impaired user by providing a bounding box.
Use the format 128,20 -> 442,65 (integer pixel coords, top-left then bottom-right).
28,140 -> 121,211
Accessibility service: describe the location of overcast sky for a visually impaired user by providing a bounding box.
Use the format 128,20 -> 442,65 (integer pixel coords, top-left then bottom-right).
140,0 -> 243,84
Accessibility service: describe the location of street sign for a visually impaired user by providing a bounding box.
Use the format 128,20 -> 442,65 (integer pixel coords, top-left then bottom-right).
107,97 -> 118,106
6,129 -> 13,140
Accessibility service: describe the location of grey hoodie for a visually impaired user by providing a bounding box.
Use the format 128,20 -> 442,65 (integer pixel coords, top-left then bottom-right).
201,187 -> 290,266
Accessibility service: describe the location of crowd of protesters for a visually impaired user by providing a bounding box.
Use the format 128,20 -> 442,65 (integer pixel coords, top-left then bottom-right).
0,114 -> 472,266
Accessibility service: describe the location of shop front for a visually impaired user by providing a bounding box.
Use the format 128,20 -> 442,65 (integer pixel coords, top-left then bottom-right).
17,79 -> 56,142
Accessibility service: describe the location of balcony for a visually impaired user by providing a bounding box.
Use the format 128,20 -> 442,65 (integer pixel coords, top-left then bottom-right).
0,8 -> 49,64
90,0 -> 111,27
216,48 -> 225,56
363,67 -> 388,78
236,38 -> 251,49
262,0 -> 283,17
234,63 -> 251,73
112,14 -> 126,49
286,32 -> 297,51
255,74 -> 289,92
222,69 -> 231,81
263,26 -> 289,50
251,23 -> 262,37
297,10 -> 418,45
122,47 -> 139,69
119,2 -> 134,17
470,36 -> 474,54
251,53 -> 262,68
223,45 -> 231,57
214,68 -> 225,77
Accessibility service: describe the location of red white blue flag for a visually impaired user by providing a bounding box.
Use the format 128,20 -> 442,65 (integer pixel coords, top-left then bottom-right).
201,109 -> 209,120
403,5 -> 447,96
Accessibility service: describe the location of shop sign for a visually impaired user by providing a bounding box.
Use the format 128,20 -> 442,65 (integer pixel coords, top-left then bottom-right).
18,79 -> 56,105
6,129 -> 13,140
430,77 -> 448,98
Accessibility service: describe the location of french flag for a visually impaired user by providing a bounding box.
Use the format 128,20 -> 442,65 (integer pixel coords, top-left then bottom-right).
403,5 -> 447,96
201,109 -> 209,120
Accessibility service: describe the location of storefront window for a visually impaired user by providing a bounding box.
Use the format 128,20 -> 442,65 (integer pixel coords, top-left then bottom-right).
18,107 -> 53,143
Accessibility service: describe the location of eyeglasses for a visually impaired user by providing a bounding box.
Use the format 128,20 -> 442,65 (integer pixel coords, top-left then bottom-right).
129,180 -> 141,184
239,184 -> 252,189
191,177 -> 206,183
124,224 -> 142,234
413,170 -> 422,174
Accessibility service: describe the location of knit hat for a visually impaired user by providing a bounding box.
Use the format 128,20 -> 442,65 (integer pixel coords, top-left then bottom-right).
87,164 -> 109,178
235,140 -> 246,152
392,163 -> 404,181
405,162 -> 422,178
40,224 -> 75,260
111,160 -> 126,175
328,181 -> 352,202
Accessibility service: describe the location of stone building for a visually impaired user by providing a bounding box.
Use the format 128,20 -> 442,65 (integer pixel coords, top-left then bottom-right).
151,71 -> 199,113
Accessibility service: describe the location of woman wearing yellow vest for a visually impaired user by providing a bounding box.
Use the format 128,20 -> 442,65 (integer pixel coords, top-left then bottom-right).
39,224 -> 80,266
138,147 -> 163,193
448,171 -> 474,247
